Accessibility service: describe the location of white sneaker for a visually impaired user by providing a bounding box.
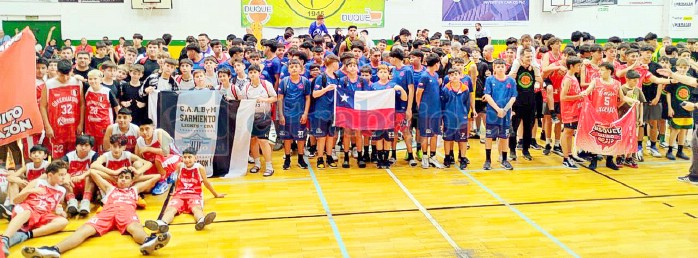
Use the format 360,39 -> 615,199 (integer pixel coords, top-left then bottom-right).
649,147 -> 661,157
78,199 -> 91,216
637,149 -> 644,162
421,157 -> 429,169
145,220 -> 169,234
67,198 -> 78,216
140,232 -> 171,255
429,156 -> 445,169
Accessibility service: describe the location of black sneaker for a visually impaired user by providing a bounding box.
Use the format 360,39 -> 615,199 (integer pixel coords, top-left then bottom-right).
516,140 -> 523,150
363,152 -> 370,164
616,156 -> 624,168
530,141 -> 542,150
358,157 -> 367,168
501,160 -> 514,170
563,159 -> 578,170
463,157 -> 470,164
371,152 -> 378,163
678,175 -> 698,185
606,159 -> 619,170
327,157 -> 338,169
483,160 -> 492,170
0,204 -> 12,219
571,156 -> 586,164
298,158 -> 308,169
543,144 -> 552,155
588,159 -> 598,170
282,158 -> 291,170
342,159 -> 350,168
509,152 -> 517,161
677,152 -> 689,160
317,159 -> 326,170
522,152 -> 533,161
459,159 -> 467,170
552,145 -> 563,155
443,155 -> 452,168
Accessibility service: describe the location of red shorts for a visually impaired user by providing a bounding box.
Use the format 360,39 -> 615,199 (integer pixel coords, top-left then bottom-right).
86,209 -> 140,236
48,140 -> 75,159
361,130 -> 372,138
145,154 -> 181,178
168,195 -> 203,214
13,204 -> 61,232
395,113 -> 408,133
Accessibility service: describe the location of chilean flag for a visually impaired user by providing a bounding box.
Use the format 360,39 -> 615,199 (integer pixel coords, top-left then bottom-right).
334,87 -> 395,130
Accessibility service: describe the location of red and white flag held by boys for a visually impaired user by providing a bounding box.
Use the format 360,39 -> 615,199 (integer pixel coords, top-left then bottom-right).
0,28 -> 44,146
334,87 -> 395,130
576,100 -> 638,156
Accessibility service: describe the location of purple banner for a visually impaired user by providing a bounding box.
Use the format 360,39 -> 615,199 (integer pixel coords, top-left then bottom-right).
442,0 -> 529,26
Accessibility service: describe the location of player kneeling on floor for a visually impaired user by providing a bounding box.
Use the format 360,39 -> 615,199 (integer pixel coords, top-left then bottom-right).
1,160 -> 69,257
145,147 -> 226,232
21,169 -> 167,257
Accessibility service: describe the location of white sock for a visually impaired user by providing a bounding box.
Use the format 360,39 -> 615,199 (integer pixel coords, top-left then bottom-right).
555,140 -> 561,146
266,162 -> 273,170
545,138 -> 551,145
3,198 -> 9,206
254,158 -> 261,167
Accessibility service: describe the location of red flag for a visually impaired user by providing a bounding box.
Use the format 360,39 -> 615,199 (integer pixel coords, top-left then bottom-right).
0,27 -> 44,146
575,99 -> 638,156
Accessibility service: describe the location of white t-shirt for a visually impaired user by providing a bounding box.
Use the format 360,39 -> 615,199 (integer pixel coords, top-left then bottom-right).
235,80 -> 277,114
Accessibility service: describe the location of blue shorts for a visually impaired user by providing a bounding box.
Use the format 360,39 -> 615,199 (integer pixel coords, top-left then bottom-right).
371,130 -> 395,141
443,124 -> 469,142
310,118 -> 336,137
486,124 -> 510,139
419,115 -> 441,137
279,117 -> 307,141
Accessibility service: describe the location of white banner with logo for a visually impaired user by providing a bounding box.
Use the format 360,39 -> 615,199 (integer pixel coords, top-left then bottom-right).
669,0 -> 697,34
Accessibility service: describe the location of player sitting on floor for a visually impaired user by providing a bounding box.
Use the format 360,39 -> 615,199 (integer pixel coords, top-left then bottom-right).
2,145 -> 49,217
135,118 -> 182,194
21,169 -> 168,257
62,135 -> 99,217
1,160 -> 69,257
145,147 -> 225,233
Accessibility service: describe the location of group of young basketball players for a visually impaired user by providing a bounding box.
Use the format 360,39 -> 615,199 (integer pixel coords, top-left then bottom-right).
1,26 -> 698,257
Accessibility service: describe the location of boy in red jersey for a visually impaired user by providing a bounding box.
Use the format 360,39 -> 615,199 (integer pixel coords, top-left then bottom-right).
135,118 -> 182,195
559,57 -> 586,170
40,60 -> 85,158
2,145 -> 49,216
91,135 -> 152,185
102,108 -> 140,153
61,135 -> 99,217
84,70 -> 120,154
21,169 -> 169,257
1,160 -> 69,257
145,147 -> 225,233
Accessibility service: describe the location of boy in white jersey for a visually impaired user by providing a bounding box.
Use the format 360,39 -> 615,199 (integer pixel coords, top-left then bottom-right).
2,145 -> 49,217
103,108 -> 140,153
1,160 -> 68,257
145,147 -> 225,233
21,169 -> 169,257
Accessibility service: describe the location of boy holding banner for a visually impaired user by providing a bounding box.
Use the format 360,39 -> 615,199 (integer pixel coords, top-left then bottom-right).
619,70 -> 646,167
560,57 -> 585,170
370,65 -> 408,169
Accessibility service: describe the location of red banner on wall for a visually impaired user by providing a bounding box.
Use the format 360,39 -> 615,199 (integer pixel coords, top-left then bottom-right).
0,28 -> 45,146
575,100 -> 638,156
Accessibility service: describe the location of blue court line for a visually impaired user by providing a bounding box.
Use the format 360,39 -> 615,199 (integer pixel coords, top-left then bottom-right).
435,153 -> 580,257
384,168 -> 468,258
305,157 -> 350,258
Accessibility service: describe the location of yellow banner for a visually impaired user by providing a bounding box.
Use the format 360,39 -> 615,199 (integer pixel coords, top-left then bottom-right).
241,0 -> 385,28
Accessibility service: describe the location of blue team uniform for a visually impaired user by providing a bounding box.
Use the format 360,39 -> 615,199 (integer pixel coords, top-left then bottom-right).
311,73 -> 340,137
484,76 -> 518,139
263,57 -> 281,86
278,76 -> 312,140
443,75 -> 475,93
417,71 -> 442,137
391,65 -> 414,114
409,65 -> 427,115
441,81 -> 471,142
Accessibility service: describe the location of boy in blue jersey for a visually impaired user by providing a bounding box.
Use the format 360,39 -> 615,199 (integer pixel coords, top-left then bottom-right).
483,59 -> 518,170
338,59 -> 370,169
441,68 -> 474,170
371,65 -> 408,168
278,59 -> 311,170
262,40 -> 282,89
416,54 -> 445,169
311,55 -> 341,169
391,49 -> 418,166
408,50 -> 427,160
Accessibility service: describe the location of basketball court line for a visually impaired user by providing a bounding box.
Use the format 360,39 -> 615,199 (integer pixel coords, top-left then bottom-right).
304,157 -> 350,258
435,152 -> 580,257
383,168 -> 468,258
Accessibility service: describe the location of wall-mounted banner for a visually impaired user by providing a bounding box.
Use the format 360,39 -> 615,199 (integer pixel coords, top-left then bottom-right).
442,0 -> 530,26
241,0 -> 384,28
669,0 -> 697,33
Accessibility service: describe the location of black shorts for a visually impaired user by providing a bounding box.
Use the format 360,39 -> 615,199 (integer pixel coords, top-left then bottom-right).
252,113 -> 272,139
543,102 -> 561,116
563,122 -> 578,130
535,91 -> 544,119
475,100 -> 487,114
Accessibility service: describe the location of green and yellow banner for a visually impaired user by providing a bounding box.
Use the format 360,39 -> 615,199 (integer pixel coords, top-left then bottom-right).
241,0 -> 385,28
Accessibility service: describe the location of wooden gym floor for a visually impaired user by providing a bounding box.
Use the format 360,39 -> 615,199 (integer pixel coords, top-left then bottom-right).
5,140 -> 698,257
